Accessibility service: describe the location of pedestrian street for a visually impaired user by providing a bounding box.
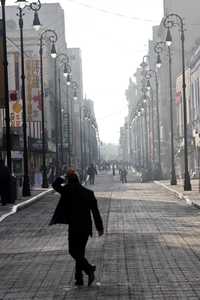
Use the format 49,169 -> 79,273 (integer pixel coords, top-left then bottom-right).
1,173 -> 200,299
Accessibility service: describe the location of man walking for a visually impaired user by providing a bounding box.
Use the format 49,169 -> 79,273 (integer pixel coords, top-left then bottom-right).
49,169 -> 104,287
87,163 -> 97,184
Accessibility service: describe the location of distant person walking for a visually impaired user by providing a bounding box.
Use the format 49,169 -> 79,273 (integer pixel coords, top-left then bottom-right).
0,159 -> 11,205
87,163 -> 97,185
49,169 -> 104,287
120,167 -> 128,183
112,164 -> 115,176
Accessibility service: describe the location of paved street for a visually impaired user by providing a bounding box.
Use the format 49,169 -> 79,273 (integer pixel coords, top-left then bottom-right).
1,173 -> 200,299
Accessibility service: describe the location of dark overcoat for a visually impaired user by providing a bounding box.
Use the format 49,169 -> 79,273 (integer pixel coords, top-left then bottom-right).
49,177 -> 103,236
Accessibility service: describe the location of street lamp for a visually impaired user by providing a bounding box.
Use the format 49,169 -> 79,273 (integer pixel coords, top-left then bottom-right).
140,57 -> 155,176
83,105 -> 92,165
137,109 -> 143,169
140,87 -> 148,169
39,29 -> 57,188
57,55 -> 70,169
71,81 -> 84,181
64,63 -> 72,168
54,53 -> 70,176
16,0 -> 41,196
0,0 -> 11,172
163,13 -> 191,191
136,112 -> 142,170
145,69 -> 162,179
154,41 -> 177,185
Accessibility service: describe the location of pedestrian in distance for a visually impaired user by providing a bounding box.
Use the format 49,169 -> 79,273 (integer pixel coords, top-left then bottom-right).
120,167 -> 128,183
112,164 -> 115,176
87,163 -> 97,185
0,159 -> 11,205
49,168 -> 104,287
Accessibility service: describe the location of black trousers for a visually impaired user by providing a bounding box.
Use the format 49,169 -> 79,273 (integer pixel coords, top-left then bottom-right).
68,230 -> 92,280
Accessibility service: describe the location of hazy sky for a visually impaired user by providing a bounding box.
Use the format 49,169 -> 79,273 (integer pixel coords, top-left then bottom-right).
7,0 -> 163,144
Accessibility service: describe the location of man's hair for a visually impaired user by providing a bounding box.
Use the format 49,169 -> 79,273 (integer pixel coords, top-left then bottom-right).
67,168 -> 79,184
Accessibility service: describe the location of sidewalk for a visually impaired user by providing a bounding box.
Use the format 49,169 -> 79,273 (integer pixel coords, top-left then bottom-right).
156,178 -> 200,208
0,185 -> 53,222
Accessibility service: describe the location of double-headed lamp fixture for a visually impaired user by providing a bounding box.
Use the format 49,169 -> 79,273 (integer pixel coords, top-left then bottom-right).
16,0 -> 41,31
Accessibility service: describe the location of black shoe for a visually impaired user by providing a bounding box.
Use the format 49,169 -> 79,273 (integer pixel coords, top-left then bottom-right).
75,278 -> 84,286
88,266 -> 96,286
88,272 -> 95,286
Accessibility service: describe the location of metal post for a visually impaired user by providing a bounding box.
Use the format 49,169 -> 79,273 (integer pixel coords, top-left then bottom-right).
150,89 -> 155,166
164,13 -> 191,190
54,60 -> 59,176
198,145 -> 200,193
137,117 -> 141,169
69,90 -> 73,166
83,116 -> 87,171
141,114 -> 145,168
180,23 -> 191,190
39,39 -> 49,188
155,76 -> 162,178
66,85 -> 71,167
58,71 -> 63,167
79,104 -> 84,180
168,46 -> 177,185
18,7 -> 30,196
1,1 -> 12,171
144,107 -> 149,169
88,119 -> 92,164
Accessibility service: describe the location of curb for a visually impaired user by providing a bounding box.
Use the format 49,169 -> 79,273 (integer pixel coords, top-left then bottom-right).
154,181 -> 194,207
0,188 -> 53,223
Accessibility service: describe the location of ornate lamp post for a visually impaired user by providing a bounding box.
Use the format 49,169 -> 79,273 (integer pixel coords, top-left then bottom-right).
142,102 -> 149,172
163,13 -> 191,191
131,117 -> 137,167
140,56 -> 154,178
0,0 -> 11,171
16,0 -> 41,196
71,81 -> 84,180
83,105 -> 92,165
64,63 -> 72,168
154,41 -> 177,185
145,69 -> 162,179
136,109 -> 143,169
39,29 -> 57,187
55,53 -> 69,176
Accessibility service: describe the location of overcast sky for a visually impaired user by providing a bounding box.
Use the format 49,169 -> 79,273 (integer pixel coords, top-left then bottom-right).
7,0 -> 164,144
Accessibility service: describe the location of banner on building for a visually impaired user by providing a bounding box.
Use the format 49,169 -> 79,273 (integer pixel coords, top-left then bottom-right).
26,59 -> 41,122
0,20 -> 5,108
10,99 -> 22,128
